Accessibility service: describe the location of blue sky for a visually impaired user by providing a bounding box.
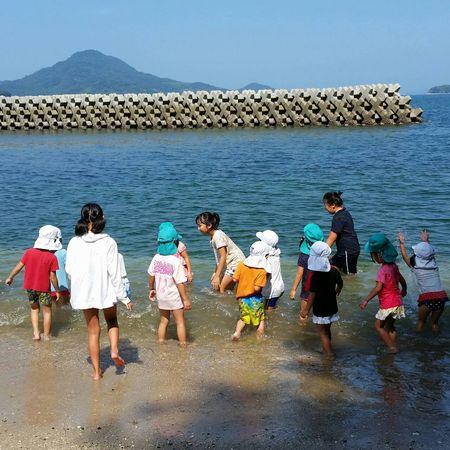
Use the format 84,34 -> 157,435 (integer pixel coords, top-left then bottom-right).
1,0 -> 449,93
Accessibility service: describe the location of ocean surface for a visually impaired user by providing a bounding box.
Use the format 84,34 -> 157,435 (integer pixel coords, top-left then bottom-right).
0,94 -> 449,446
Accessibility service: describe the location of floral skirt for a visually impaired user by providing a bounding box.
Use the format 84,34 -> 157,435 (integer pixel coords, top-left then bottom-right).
375,305 -> 405,321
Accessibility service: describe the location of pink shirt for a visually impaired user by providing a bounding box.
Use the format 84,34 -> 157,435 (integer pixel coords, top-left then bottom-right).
376,263 -> 403,309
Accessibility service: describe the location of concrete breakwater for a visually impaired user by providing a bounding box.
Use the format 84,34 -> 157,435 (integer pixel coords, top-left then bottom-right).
0,84 -> 422,131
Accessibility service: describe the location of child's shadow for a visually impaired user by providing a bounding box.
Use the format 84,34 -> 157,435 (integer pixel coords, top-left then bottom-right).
87,338 -> 142,375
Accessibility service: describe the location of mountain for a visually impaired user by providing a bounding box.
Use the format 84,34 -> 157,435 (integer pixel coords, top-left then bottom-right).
0,50 -> 225,96
429,85 -> 450,93
240,82 -> 273,91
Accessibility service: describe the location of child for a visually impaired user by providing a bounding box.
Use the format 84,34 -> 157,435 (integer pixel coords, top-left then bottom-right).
398,230 -> 448,332
174,234 -> 194,283
232,241 -> 269,340
51,230 -> 70,304
5,225 -> 61,340
360,233 -> 407,354
118,253 -> 131,297
323,191 -> 360,274
256,229 -> 284,310
289,223 -> 324,322
196,211 -> 244,293
148,222 -> 192,345
307,242 -> 343,357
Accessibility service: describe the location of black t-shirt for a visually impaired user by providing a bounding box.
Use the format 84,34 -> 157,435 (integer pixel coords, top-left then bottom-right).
331,208 -> 360,255
309,268 -> 343,317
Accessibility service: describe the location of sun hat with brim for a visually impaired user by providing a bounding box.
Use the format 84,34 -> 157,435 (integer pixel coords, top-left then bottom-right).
308,241 -> 331,272
157,222 -> 179,256
34,225 -> 62,251
300,223 -> 324,255
244,241 -> 269,270
364,233 -> 398,263
256,230 -> 279,248
412,242 -> 437,269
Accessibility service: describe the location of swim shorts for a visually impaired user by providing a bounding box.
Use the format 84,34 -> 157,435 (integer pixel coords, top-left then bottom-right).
239,295 -> 265,326
27,290 -> 52,307
265,294 -> 283,308
331,251 -> 359,275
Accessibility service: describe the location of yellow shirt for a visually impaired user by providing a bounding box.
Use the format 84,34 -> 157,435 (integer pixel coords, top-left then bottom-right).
233,262 -> 267,299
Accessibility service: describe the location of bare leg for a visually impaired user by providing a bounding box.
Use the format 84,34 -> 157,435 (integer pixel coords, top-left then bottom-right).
417,304 -> 429,332
83,309 -> 102,380
172,308 -> 187,345
42,305 -> 52,339
430,307 -> 444,333
298,299 -> 312,325
317,324 -> 334,357
375,319 -> 397,353
385,316 -> 397,348
158,309 -> 170,343
103,305 -> 124,367
219,275 -> 235,294
256,319 -> 265,339
30,302 -> 40,340
232,319 -> 246,341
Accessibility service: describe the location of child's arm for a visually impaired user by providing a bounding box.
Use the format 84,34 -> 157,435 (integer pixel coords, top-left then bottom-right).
359,282 -> 382,309
399,272 -> 407,297
326,231 -> 338,248
397,233 -> 412,267
211,246 -> 227,290
176,282 -> 192,310
253,285 -> 262,294
179,249 -> 193,282
148,275 -> 156,301
50,271 -> 61,302
335,271 -> 344,296
5,261 -> 25,285
289,266 -> 304,300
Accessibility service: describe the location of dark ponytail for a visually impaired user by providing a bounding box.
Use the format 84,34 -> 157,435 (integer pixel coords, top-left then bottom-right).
75,203 -> 106,236
323,191 -> 344,207
195,211 -> 220,229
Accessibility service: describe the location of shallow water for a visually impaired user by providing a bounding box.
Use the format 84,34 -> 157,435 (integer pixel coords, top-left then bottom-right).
0,94 -> 449,447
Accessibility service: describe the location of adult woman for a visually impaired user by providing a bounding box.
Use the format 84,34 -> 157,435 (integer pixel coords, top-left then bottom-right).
66,203 -> 132,380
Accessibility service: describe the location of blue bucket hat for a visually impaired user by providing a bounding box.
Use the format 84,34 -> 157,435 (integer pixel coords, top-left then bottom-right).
364,233 -> 398,263
157,222 -> 180,256
300,223 -> 324,255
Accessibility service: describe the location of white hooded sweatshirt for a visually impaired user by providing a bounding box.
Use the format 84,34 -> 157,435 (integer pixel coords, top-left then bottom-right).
262,247 -> 285,299
66,232 -> 130,310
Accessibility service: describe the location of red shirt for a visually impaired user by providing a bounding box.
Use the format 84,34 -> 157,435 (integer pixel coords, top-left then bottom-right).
21,248 -> 59,292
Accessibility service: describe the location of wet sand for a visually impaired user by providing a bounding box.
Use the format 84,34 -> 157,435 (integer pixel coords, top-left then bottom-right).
1,306 -> 449,450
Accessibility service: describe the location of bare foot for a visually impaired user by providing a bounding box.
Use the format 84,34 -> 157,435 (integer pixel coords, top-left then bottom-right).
40,333 -> 51,341
387,347 -> 398,354
231,332 -> 240,341
416,321 -> 425,332
92,370 -> 103,380
179,342 -> 187,347
256,330 -> 264,340
431,323 -> 440,333
32,334 -> 41,341
111,353 -> 125,367
298,315 -> 308,326
157,338 -> 165,344
324,352 -> 336,359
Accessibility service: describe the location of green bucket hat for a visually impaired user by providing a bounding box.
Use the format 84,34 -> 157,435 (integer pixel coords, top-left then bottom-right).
300,223 -> 324,255
364,233 -> 398,263
157,222 -> 180,256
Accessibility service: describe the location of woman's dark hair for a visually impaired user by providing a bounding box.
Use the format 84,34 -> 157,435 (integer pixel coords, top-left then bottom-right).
195,211 -> 220,229
323,191 -> 344,207
75,203 -> 106,236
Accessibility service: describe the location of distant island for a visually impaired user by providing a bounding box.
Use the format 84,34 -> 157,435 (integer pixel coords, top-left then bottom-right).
428,85 -> 450,93
0,50 -> 273,96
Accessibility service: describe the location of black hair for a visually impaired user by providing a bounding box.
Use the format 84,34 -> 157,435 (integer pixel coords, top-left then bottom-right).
195,211 -> 220,229
323,191 -> 344,207
75,203 -> 106,236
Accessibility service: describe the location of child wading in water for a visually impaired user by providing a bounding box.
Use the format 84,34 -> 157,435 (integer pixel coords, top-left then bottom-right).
290,223 -> 324,322
196,212 -> 244,293
175,233 -> 193,283
398,230 -> 448,332
148,222 -> 192,345
323,191 -> 360,274
232,241 -> 269,340
307,242 -> 343,357
6,225 -> 61,340
256,230 -> 284,310
51,229 -> 70,305
360,233 -> 407,354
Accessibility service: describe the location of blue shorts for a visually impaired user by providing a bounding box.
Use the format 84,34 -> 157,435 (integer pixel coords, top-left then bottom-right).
266,295 -> 282,308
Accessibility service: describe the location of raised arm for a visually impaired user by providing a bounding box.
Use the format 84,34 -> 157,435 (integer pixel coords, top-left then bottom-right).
5,261 -> 25,285
397,233 -> 412,267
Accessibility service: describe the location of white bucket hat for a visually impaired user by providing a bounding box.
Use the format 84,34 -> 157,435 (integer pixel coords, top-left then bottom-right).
412,242 -> 437,269
244,241 -> 269,270
34,225 -> 62,251
308,241 -> 331,272
256,230 -> 279,248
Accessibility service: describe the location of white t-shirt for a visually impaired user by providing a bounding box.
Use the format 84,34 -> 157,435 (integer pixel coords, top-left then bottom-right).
148,254 -> 187,310
210,229 -> 245,271
262,248 -> 285,299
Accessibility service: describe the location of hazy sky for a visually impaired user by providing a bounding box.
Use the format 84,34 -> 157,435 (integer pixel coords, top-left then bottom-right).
1,0 -> 449,93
